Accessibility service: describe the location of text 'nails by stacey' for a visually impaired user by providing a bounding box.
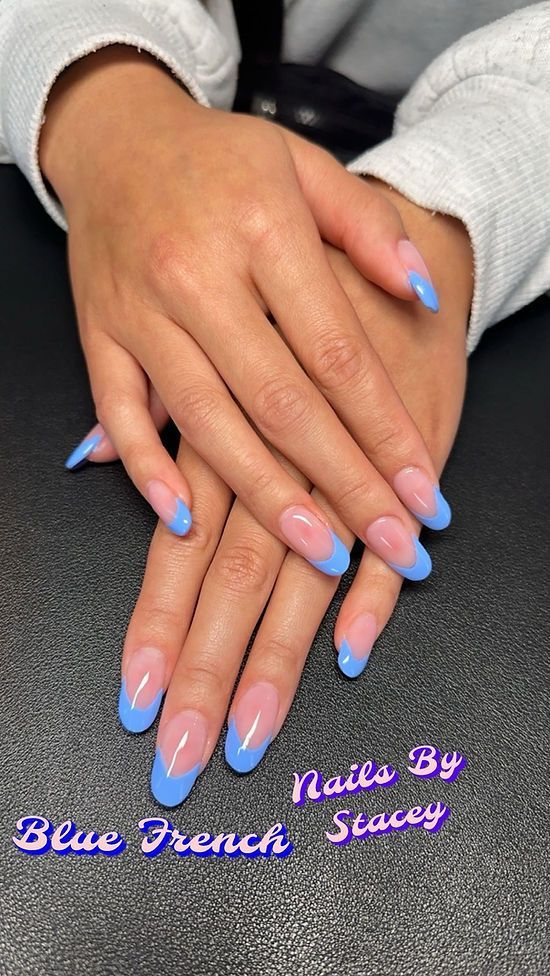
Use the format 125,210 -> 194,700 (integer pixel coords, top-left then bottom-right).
11,743 -> 466,861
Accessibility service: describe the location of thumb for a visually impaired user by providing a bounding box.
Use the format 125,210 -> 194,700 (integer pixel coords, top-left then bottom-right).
285,129 -> 439,312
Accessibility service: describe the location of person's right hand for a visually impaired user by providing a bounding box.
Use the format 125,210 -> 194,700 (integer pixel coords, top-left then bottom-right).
42,45 -> 449,582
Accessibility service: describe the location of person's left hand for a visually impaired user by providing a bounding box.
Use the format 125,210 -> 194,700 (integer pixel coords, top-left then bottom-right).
108,185 -> 473,805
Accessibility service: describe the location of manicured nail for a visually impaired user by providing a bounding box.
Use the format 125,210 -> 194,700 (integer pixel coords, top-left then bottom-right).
146,479 -> 192,536
279,505 -> 349,576
151,710 -> 207,807
397,240 -> 439,312
337,612 -> 377,678
118,646 -> 165,733
65,423 -> 105,469
225,682 -> 279,774
365,516 -> 432,581
394,467 -> 451,530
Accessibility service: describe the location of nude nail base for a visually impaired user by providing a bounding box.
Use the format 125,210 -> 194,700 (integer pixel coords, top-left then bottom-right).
387,535 -> 432,581
415,487 -> 451,530
225,719 -> 272,774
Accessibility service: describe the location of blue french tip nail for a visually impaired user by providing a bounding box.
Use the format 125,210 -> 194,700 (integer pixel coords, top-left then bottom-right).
388,536 -> 432,581
64,433 -> 102,470
416,487 -> 452,531
167,499 -> 192,536
338,639 -> 370,679
310,531 -> 350,577
225,719 -> 271,774
150,750 -> 201,807
408,271 -> 439,313
118,678 -> 163,734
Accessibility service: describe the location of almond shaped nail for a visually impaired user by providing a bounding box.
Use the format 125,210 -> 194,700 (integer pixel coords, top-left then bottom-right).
146,479 -> 192,536
394,466 -> 451,531
337,612 -> 377,678
151,710 -> 207,807
225,682 -> 279,774
397,239 -> 439,313
365,516 -> 432,581
65,424 -> 105,469
279,505 -> 349,576
118,646 -> 165,733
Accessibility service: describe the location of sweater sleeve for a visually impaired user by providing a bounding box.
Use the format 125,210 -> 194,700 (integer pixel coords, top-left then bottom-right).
0,0 -> 238,229
347,3 -> 550,353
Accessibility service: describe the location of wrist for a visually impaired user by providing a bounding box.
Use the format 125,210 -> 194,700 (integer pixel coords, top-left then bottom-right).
39,45 -> 197,211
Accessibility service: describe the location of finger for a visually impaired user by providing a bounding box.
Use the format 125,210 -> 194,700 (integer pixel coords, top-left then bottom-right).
223,501 -> 403,774
135,290 -> 433,580
66,384 -> 170,466
333,548 -> 403,678
130,314 -> 353,577
223,490 -> 353,773
119,438 -> 232,733
75,333 -> 194,536
249,207 -> 450,535
149,493 -> 291,806
285,129 -> 439,311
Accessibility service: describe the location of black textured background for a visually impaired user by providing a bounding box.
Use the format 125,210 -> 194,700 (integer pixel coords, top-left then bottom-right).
0,165 -> 549,976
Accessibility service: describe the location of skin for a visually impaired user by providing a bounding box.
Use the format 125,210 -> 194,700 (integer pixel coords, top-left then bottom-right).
41,45 -> 449,575
39,45 -> 474,787
125,198 -> 472,779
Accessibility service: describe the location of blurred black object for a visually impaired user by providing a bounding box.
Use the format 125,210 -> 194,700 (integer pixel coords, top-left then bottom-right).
232,0 -> 398,159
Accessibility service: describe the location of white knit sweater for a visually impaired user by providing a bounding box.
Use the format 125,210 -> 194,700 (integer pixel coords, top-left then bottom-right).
1,0 -> 549,352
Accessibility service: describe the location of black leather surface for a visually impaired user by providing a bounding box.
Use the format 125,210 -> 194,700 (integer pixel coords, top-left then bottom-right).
1,163 -> 549,976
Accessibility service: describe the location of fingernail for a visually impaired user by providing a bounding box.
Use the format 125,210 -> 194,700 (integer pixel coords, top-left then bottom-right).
397,240 -> 439,312
118,646 -> 165,733
337,612 -> 377,678
225,681 -> 279,774
365,516 -> 432,581
394,466 -> 451,530
151,710 -> 207,807
65,423 -> 105,469
279,505 -> 350,576
146,479 -> 192,536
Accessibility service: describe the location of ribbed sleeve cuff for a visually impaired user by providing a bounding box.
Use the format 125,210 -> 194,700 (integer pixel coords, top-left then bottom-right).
348,76 -> 550,353
2,0 -> 236,229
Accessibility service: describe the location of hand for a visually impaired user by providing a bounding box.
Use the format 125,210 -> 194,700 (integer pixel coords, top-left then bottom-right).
44,46 -> 448,582
117,192 -> 472,805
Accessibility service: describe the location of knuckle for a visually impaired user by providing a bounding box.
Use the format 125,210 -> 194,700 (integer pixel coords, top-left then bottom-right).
337,474 -> 378,513
257,636 -> 301,677
173,385 -> 223,440
252,375 -> 310,436
368,418 -> 416,460
237,202 -> 286,257
184,660 -> 226,702
238,463 -> 281,515
147,233 -> 204,303
310,329 -> 365,391
210,542 -> 271,596
148,232 -> 187,286
134,599 -> 181,636
95,388 -> 133,428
